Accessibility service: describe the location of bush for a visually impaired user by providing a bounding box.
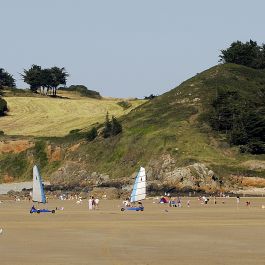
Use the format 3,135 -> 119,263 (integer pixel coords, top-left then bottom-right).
144,94 -> 157,100
34,141 -> 48,168
117,101 -> 132,109
103,113 -> 122,138
69,129 -> 81,134
60,85 -> 101,99
112,116 -> 122,135
86,127 -> 98,141
0,98 -> 7,116
245,140 -> 265,154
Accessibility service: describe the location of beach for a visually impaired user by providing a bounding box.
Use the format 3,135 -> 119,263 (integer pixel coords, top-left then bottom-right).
0,197 -> 265,265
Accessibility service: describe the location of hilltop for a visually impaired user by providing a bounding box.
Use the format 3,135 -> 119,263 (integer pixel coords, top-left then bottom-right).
0,64 -> 264,194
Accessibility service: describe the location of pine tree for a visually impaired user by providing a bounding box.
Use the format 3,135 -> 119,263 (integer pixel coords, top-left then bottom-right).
86,127 -> 98,141
103,112 -> 112,138
111,116 -> 122,135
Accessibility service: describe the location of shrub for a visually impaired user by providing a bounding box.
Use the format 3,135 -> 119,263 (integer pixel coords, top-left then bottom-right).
69,129 -> 81,134
112,116 -> 122,135
117,101 -> 132,109
60,85 -> 101,99
144,94 -> 157,100
86,127 -> 98,141
103,113 -> 122,138
0,98 -> 7,116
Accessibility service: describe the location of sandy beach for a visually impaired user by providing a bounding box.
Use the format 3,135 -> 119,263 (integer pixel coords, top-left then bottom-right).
0,197 -> 265,265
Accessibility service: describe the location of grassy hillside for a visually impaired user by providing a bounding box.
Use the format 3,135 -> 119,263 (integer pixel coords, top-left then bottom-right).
0,64 -> 264,184
71,64 -> 265,179
0,93 -> 144,136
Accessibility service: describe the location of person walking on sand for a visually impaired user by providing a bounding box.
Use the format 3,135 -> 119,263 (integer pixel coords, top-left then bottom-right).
88,196 -> 93,210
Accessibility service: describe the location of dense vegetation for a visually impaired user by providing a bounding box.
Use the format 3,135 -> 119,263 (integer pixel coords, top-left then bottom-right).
208,86 -> 265,154
103,113 -> 122,138
0,68 -> 14,116
59,85 -> 101,99
220,40 -> 265,69
21,65 -> 68,96
213,40 -> 265,154
0,98 -> 7,116
0,68 -> 16,89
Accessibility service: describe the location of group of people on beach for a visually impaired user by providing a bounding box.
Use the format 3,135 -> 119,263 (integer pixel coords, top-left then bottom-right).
88,196 -> 99,210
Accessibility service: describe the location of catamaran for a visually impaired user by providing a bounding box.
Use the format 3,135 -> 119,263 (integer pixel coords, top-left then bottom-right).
30,165 -> 55,214
121,167 -> 146,211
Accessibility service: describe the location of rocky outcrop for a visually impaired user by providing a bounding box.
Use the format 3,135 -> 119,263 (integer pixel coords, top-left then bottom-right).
0,140 -> 34,154
47,145 -> 63,161
162,163 -> 218,192
49,154 -> 224,195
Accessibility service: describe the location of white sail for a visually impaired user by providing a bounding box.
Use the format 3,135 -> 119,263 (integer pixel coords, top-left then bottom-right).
32,165 -> 46,203
130,167 -> 146,203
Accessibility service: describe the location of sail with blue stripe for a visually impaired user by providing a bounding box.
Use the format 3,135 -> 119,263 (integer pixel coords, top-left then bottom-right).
32,165 -> 46,203
130,167 -> 146,203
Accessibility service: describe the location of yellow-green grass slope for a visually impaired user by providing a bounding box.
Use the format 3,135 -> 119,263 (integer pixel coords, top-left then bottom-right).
74,64 -> 265,180
0,92 -> 144,136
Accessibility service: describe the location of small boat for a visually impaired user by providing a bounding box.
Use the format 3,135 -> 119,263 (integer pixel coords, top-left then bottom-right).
121,167 -> 146,211
30,165 -> 55,214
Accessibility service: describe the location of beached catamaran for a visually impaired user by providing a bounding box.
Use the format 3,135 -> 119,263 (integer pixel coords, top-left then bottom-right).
121,167 -> 146,211
30,165 -> 55,214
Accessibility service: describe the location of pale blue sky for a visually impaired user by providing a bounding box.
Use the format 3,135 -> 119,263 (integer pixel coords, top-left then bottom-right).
1,0 -> 264,97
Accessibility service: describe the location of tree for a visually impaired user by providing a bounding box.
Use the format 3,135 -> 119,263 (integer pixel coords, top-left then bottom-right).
21,65 -> 68,96
111,116 -> 122,135
49,67 -> 69,96
207,87 -> 265,154
0,68 -> 16,89
219,40 -> 265,69
21,65 -> 42,92
103,112 -> 112,138
86,127 -> 98,141
103,113 -> 123,138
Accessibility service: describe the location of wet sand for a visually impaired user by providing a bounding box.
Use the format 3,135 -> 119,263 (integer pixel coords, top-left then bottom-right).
0,197 -> 265,265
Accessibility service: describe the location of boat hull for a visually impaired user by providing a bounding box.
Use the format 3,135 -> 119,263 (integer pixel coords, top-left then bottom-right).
121,206 -> 144,211
30,209 -> 55,214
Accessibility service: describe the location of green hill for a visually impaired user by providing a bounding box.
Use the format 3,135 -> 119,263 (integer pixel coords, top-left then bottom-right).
0,64 -> 264,191
69,64 -> 264,176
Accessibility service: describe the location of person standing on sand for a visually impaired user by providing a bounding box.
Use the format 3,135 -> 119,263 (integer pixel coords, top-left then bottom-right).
236,196 -> 240,208
177,196 -> 181,208
92,196 -> 96,210
88,196 -> 93,210
95,198 -> 99,209
213,196 -> 217,205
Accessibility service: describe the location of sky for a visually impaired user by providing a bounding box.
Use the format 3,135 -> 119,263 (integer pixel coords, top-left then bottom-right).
1,0 -> 265,98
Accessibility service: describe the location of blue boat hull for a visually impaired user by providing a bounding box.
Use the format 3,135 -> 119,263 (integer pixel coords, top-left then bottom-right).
30,209 -> 55,214
121,207 -> 144,211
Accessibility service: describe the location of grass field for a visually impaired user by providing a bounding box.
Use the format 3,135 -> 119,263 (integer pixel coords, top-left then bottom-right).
0,197 -> 265,265
0,94 -> 144,136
